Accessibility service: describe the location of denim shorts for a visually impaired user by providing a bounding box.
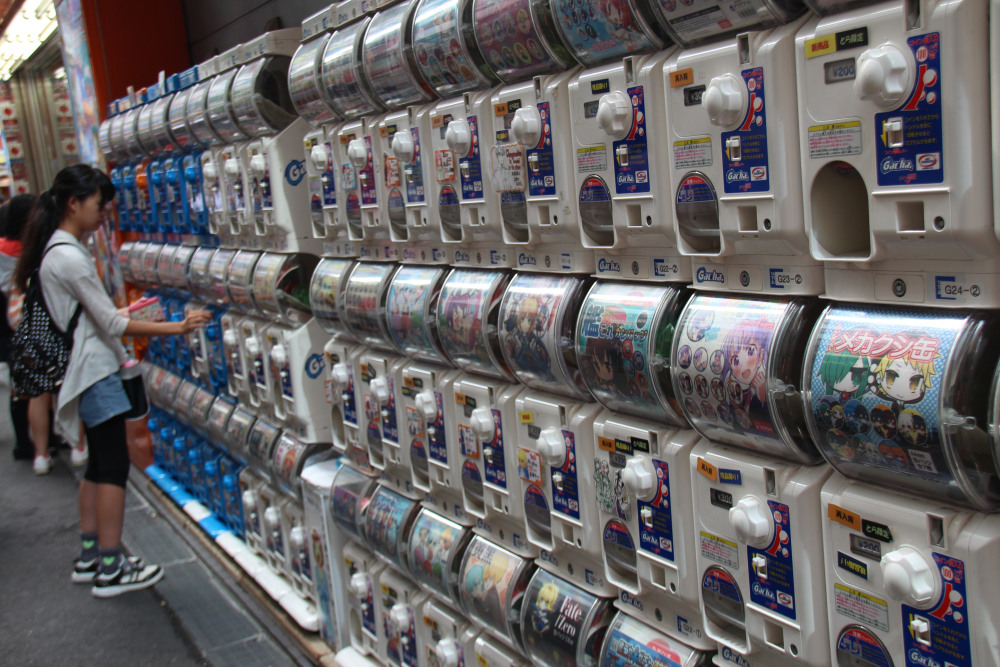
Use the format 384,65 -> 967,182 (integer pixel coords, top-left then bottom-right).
79,373 -> 131,428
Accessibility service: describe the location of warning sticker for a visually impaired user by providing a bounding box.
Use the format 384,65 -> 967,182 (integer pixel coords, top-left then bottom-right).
834,583 -> 889,632
491,143 -> 525,192
577,146 -> 607,173
674,138 -> 712,169
700,531 -> 739,569
808,121 -> 862,159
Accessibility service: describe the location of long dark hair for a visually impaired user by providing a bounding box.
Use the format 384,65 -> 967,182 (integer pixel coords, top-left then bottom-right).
1,193 -> 38,241
13,165 -> 112,291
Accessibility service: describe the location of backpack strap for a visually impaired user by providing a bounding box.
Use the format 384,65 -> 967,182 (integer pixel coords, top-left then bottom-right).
37,242 -> 83,337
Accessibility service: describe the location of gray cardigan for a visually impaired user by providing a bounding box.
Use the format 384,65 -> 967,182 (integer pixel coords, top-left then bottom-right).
42,230 -> 129,445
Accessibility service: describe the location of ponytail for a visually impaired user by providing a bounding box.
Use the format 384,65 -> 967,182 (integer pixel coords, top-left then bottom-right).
13,164 -> 110,291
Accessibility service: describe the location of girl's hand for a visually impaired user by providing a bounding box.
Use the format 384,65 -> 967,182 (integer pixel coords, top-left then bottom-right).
179,310 -> 212,334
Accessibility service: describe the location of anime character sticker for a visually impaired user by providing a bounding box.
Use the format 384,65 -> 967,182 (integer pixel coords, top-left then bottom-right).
438,270 -> 504,373
523,569 -> 603,665
460,538 -> 526,633
409,512 -> 459,595
387,267 -> 440,357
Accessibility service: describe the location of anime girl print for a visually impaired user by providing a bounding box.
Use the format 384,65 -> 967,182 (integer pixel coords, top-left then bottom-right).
720,318 -> 770,418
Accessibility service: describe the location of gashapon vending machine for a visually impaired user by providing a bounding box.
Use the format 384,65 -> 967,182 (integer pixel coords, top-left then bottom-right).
185,56 -> 232,244
220,249 -> 262,402
167,65 -> 211,237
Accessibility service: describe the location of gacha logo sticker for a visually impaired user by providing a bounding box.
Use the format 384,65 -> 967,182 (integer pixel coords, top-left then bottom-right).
286,159 -> 305,186
305,353 -> 325,379
696,267 -> 726,284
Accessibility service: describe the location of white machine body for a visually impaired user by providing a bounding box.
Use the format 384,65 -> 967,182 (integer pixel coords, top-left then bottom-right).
376,566 -> 430,667
262,319 -> 330,443
300,459 -> 343,647
418,598 -> 479,667
350,350 -> 410,493
344,541 -> 386,657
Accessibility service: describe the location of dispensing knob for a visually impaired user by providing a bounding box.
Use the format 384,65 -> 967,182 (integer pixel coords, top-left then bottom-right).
347,138 -> 368,168
185,164 -> 199,182
270,344 -> 288,367
331,362 -> 350,389
245,337 -> 261,358
470,407 -> 495,441
415,390 -> 438,421
349,572 -> 369,599
370,377 -> 390,405
511,106 -> 542,147
855,44 -> 910,107
389,603 -> 411,633
621,458 -> 658,502
596,91 -> 633,140
881,547 -> 937,606
310,143 -> 328,170
225,157 -> 241,176
703,74 -> 746,127
391,130 -> 415,162
250,153 -> 267,176
445,119 -> 472,156
223,329 -> 238,350
729,496 -> 773,547
434,640 -> 461,667
537,427 -> 566,468
263,506 -> 280,529
289,526 -> 305,550
241,490 -> 256,510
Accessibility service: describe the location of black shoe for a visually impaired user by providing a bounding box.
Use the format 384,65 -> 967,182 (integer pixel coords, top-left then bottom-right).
12,448 -> 34,461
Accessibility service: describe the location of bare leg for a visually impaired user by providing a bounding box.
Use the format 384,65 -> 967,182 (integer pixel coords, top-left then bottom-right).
96,483 -> 126,549
79,478 -> 98,533
27,393 -> 51,460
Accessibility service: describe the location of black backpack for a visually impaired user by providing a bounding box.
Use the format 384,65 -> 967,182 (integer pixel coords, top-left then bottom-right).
10,243 -> 82,397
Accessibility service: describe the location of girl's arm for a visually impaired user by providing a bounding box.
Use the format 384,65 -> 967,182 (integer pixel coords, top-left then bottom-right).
124,312 -> 211,337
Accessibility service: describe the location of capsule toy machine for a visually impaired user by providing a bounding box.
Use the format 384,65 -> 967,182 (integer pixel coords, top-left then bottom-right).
495,273 -> 603,592
384,265 -> 461,505
253,251 -> 330,443
185,57 -> 232,243
179,246 -> 217,380
187,247 -> 233,391
290,7 -> 343,253
457,534 -> 536,654
136,84 -> 171,235
156,371 -> 187,476
146,365 -> 175,467
166,66 -> 208,237
802,305 -> 1000,667
205,44 -> 253,244
299,457 -> 343,647
128,103 -> 158,235
188,386 -> 220,506
114,108 -> 150,233
168,243 -> 197,302
796,0 -> 1000,307
331,462 -> 384,655
269,431 -> 331,599
406,507 -> 474,607
153,242 -> 178,295
240,252 -> 283,414
417,597 -> 479,667
171,379 -> 202,489
319,17 -> 387,257
340,262 -> 410,484
672,295 -> 833,666
244,418 -> 286,569
205,394 -> 239,525
577,281 -> 713,648
231,29 -> 316,253
100,110 -> 128,230
519,568 -> 615,667
437,269 -> 530,549
226,406 -> 263,549
378,564 -> 433,667
310,257 -> 367,461
220,249 -> 261,402
394,0 -> 497,266
148,77 -> 187,236
663,11 -> 825,296
598,611 -> 715,667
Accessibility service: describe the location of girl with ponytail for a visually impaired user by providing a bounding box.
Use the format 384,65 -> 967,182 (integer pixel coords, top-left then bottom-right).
16,164 -> 211,597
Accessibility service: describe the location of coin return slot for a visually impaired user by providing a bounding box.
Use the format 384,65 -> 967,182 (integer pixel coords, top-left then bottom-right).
559,407 -> 567,428
538,205 -> 551,226
737,206 -> 758,233
763,620 -> 785,651
651,564 -> 667,591
884,117 -> 904,148
627,204 -> 643,228
435,467 -> 447,485
896,201 -> 925,233
928,514 -> 945,547
561,522 -> 575,546
910,616 -> 931,646
488,489 -> 507,514
467,207 -> 480,227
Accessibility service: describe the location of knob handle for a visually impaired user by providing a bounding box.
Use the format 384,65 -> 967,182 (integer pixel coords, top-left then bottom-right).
263,506 -> 280,528
414,390 -> 438,421
225,157 -> 241,176
729,496 -> 773,547
703,74 -> 746,127
289,526 -> 305,549
241,490 -> 256,509
202,163 -> 218,181
347,138 -> 368,168
537,427 -> 566,467
445,119 -> 472,156
597,91 -> 632,140
855,44 -> 910,107
370,377 -> 390,405
389,603 -> 411,633
349,572 -> 369,598
470,407 -> 495,441
621,458 -> 658,502
250,153 -> 267,175
391,131 -> 415,162
881,547 -> 937,606
270,344 -> 288,367
245,338 -> 261,356
331,362 -> 350,388
511,106 -> 542,147
309,143 -> 328,170
223,329 -> 238,347
434,640 -> 461,667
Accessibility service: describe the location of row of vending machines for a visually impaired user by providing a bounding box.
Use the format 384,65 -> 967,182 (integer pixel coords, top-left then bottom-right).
100,0 -> 1000,307
123,236 -> 1000,667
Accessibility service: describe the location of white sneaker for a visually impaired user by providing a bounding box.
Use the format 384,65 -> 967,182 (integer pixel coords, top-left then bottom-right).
33,455 -> 52,475
70,447 -> 88,467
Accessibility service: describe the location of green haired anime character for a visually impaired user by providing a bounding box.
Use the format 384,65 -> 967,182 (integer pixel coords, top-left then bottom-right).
819,351 -> 871,402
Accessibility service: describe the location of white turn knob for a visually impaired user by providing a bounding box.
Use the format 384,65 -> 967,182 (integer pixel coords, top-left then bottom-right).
370,377 -> 390,405
202,162 -> 218,181
289,526 -> 305,549
415,390 -> 438,421
331,362 -> 350,388
347,138 -> 368,168
596,91 -> 632,140
263,506 -> 280,528
511,106 -> 542,147
249,153 -> 267,175
621,458 -> 658,502
881,547 -> 937,606
389,603 -> 411,633
855,44 -> 911,107
703,74 -> 746,127
270,344 -> 288,367
445,119 -> 472,156
349,572 -> 369,598
391,130 -> 415,162
729,496 -> 773,547
310,143 -> 328,170
245,338 -> 261,357
225,157 -> 241,176
470,407 -> 495,440
537,427 -> 566,467
241,490 -> 256,509
434,640 -> 461,667
223,329 -> 238,347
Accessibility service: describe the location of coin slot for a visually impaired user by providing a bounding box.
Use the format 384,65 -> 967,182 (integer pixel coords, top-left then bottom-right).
624,57 -> 634,84
896,201 -> 925,233
765,468 -> 776,495
738,34 -> 751,65
561,522 -> 575,546
651,564 -> 667,590
538,205 -> 551,226
927,514 -> 945,547
627,204 -> 643,228
467,206 -> 480,228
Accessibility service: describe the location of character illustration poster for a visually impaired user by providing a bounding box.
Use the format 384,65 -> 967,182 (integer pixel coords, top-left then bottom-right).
409,510 -> 462,596
387,266 -> 440,358
522,569 -> 604,666
343,263 -> 394,343
310,258 -> 352,327
364,488 -> 417,568
460,537 -> 527,634
808,307 -> 960,487
438,270 -> 503,374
